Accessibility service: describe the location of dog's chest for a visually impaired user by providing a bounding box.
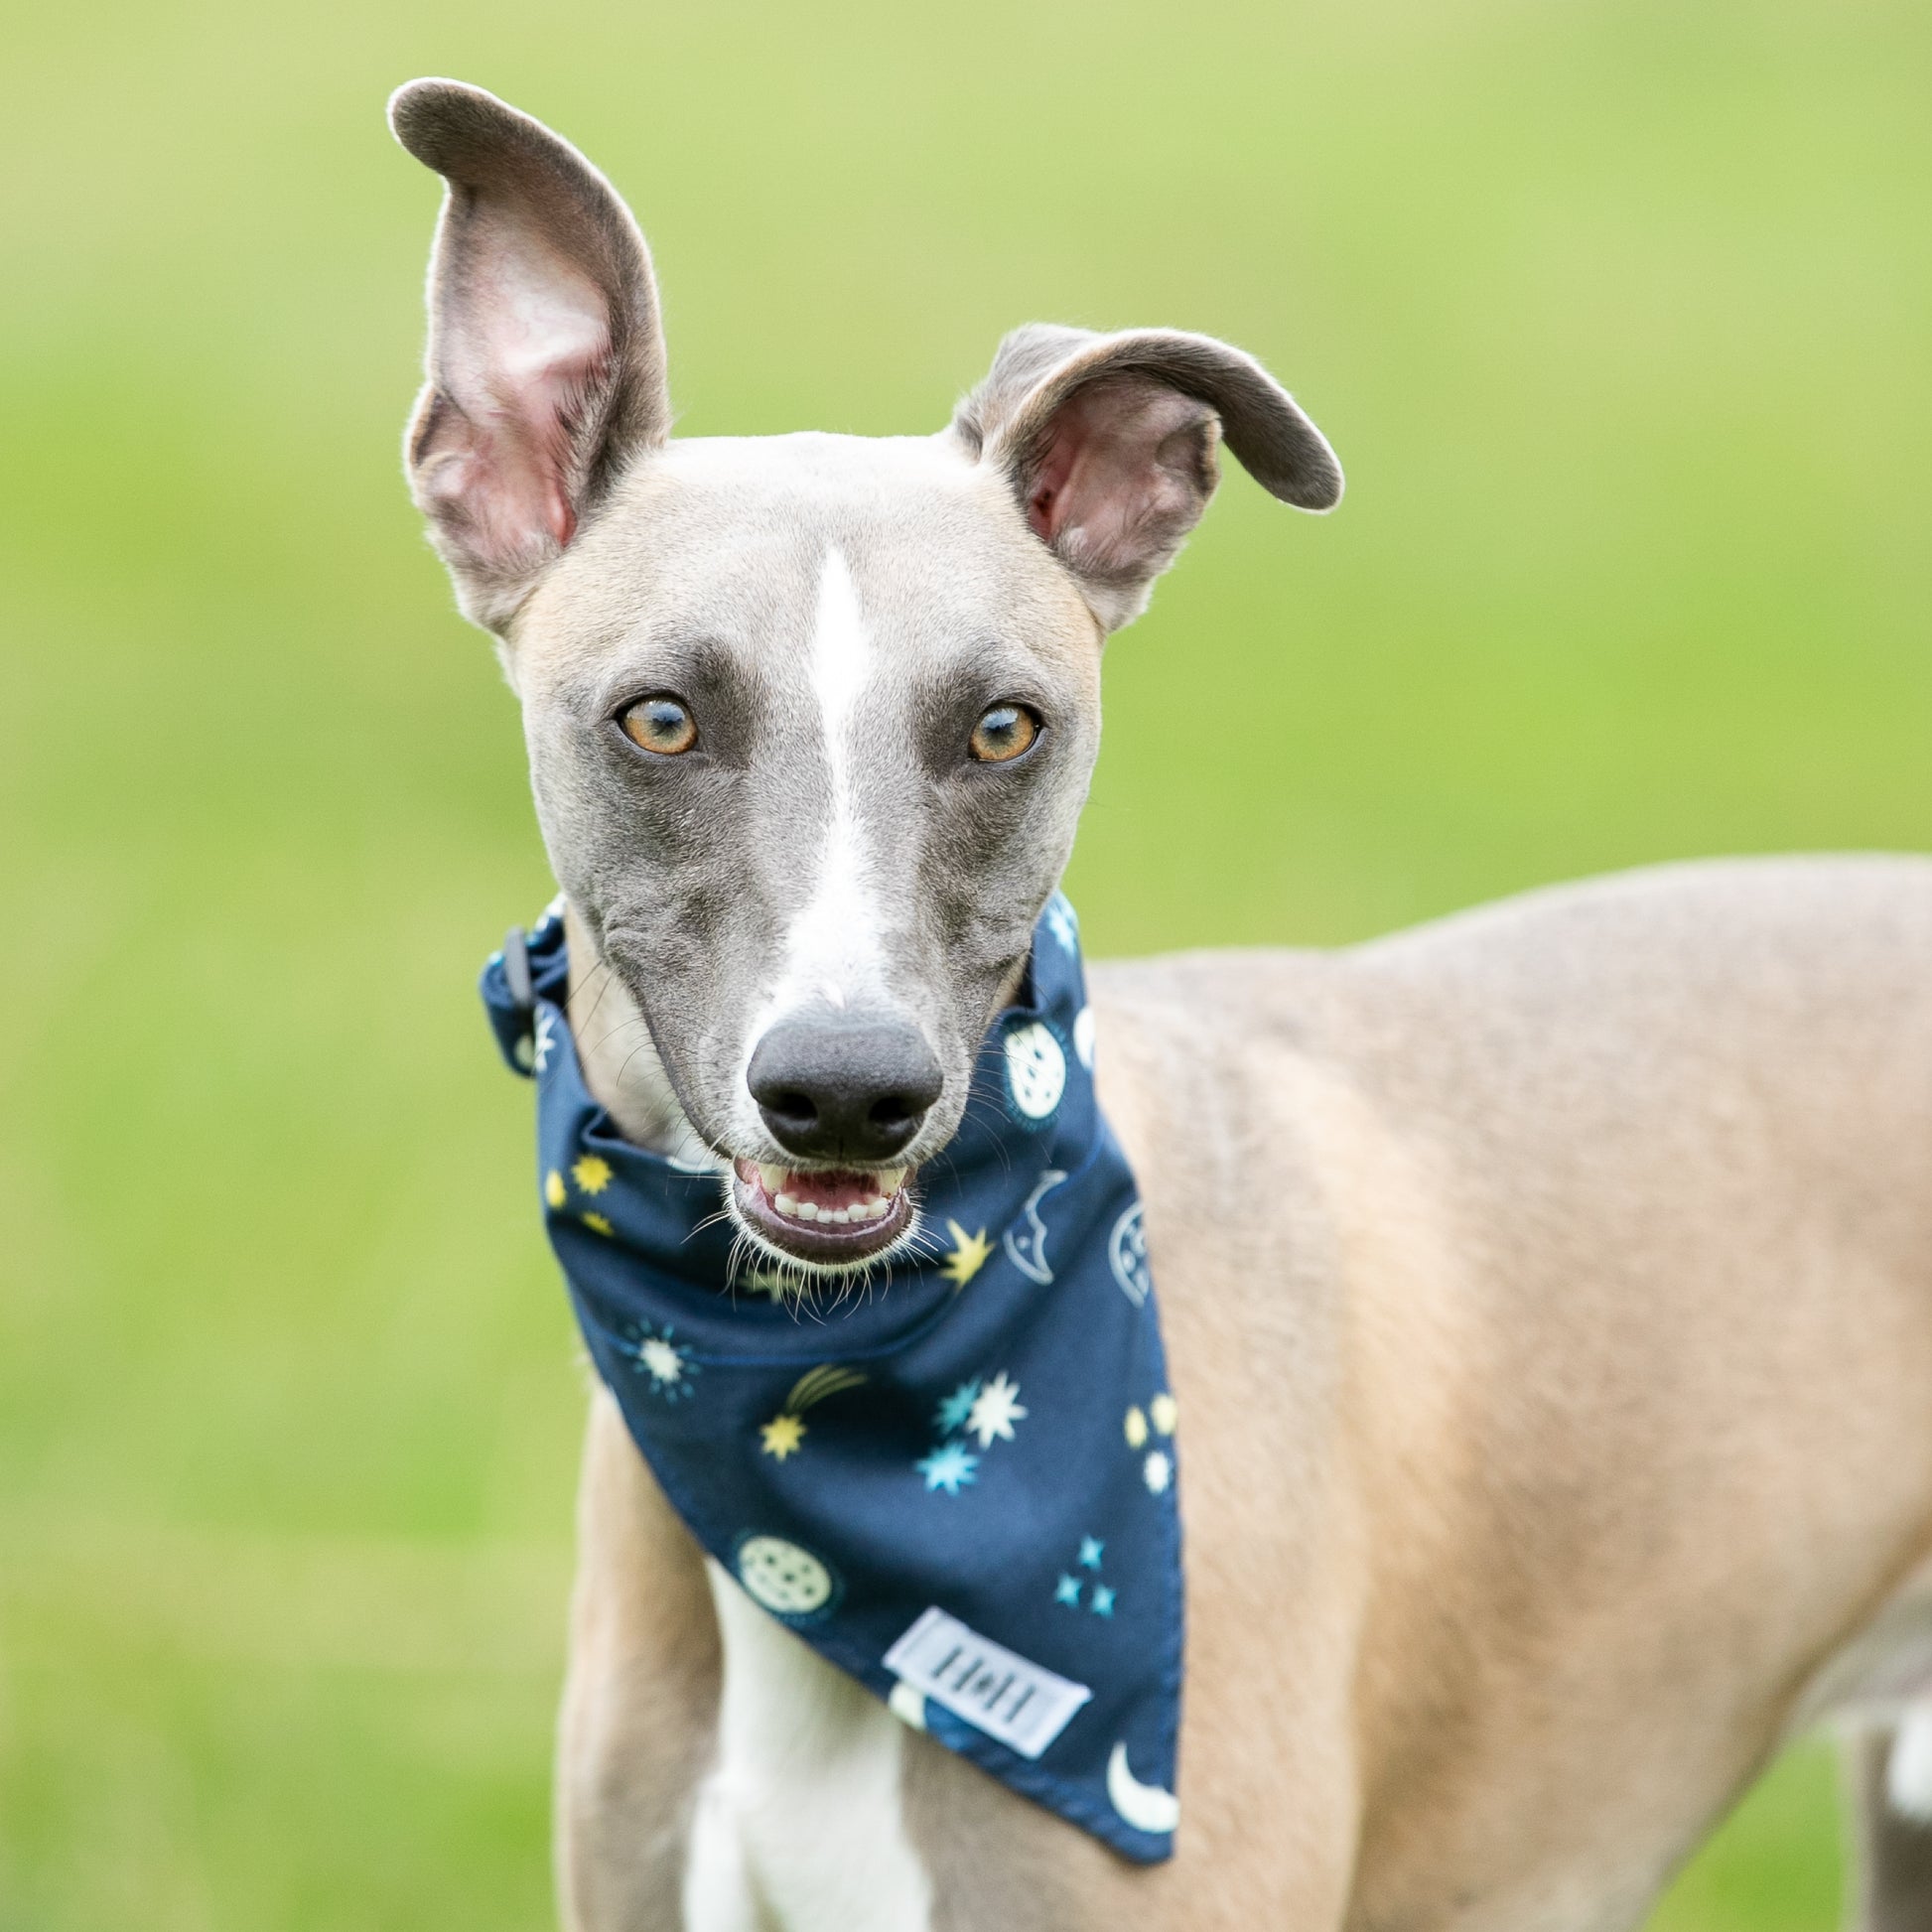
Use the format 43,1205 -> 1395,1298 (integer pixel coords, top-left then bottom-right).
683,1561 -> 932,1932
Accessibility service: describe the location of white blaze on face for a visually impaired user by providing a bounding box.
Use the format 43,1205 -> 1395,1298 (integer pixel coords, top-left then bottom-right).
745,548 -> 889,1071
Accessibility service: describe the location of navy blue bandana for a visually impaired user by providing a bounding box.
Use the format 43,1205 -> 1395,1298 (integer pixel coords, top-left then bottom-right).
482,896 -> 1183,1862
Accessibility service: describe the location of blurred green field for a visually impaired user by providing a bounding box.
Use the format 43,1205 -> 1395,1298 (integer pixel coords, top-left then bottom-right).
2,0 -> 1927,1924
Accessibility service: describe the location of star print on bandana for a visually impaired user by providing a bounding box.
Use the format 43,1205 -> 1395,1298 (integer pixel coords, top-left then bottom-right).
758,1365 -> 867,1463
620,1320 -> 697,1401
940,1222 -> 993,1287
917,1441 -> 980,1494
481,896 -> 1183,1864
965,1373 -> 1028,1449
933,1379 -> 981,1436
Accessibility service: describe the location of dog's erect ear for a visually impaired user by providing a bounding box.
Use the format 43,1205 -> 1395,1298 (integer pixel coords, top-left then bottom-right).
953,326 -> 1341,630
389,79 -> 669,630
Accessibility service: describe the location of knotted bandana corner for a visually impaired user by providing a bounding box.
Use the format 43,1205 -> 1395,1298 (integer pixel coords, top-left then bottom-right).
482,895 -> 1184,1862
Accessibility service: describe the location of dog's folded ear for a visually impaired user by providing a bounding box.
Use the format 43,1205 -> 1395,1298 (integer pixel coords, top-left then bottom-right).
389,79 -> 669,630
953,326 -> 1341,630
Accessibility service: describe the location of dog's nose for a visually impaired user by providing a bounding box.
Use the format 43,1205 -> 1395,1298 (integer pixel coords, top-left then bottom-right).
747,1014 -> 943,1163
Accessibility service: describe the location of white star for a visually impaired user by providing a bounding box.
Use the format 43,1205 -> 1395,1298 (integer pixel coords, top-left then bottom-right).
640,1337 -> 684,1387
532,1008 -> 557,1072
1143,1449 -> 1173,1494
966,1372 -> 1029,1449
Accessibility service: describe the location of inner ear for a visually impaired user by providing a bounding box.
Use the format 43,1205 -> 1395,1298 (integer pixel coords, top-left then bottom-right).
414,210 -> 617,557
1023,375 -> 1220,585
953,324 -> 1342,631
391,78 -> 669,632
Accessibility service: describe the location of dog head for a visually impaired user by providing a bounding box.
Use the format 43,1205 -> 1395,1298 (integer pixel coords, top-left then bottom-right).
391,78 -> 1340,1274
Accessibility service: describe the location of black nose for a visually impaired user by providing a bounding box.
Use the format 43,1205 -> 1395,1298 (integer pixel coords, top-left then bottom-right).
747,1014 -> 943,1163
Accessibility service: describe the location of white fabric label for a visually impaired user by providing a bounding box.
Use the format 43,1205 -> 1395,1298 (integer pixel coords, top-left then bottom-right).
884,1606 -> 1091,1760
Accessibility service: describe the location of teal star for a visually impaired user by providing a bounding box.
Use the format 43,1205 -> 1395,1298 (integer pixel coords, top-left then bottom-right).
1090,1585 -> 1116,1617
1078,1536 -> 1104,1571
915,1441 -> 979,1495
933,1379 -> 981,1438
1053,1573 -> 1082,1608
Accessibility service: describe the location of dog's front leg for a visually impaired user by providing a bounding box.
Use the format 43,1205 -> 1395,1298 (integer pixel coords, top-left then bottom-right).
557,1389 -> 723,1932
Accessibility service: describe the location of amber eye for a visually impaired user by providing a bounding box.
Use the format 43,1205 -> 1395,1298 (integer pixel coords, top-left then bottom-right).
968,702 -> 1040,764
620,695 -> 698,757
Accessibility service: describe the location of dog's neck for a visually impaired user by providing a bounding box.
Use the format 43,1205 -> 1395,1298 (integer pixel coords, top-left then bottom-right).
562,902 -> 716,1168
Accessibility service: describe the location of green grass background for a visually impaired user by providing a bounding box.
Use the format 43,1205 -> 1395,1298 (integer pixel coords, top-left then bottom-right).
2,0 -> 1927,1923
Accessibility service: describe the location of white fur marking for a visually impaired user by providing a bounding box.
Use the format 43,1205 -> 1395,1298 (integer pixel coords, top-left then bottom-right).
1889,1704 -> 1932,1822
683,1560 -> 932,1932
740,549 -> 890,1079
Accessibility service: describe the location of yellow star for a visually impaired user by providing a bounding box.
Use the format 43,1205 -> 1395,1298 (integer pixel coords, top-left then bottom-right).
582,1212 -> 614,1237
1150,1392 -> 1178,1436
544,1170 -> 566,1209
1124,1405 -> 1149,1449
572,1155 -> 614,1195
760,1413 -> 806,1460
939,1221 -> 993,1288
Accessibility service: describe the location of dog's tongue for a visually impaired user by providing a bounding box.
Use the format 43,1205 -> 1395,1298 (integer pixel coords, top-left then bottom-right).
779,1169 -> 878,1212
735,1159 -> 908,1222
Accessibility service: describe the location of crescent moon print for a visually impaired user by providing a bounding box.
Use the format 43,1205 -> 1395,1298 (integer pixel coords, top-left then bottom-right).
1004,1169 -> 1068,1284
1106,1742 -> 1179,1835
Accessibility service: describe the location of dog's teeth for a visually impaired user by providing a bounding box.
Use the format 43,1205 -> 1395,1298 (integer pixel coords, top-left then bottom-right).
766,1179 -> 896,1229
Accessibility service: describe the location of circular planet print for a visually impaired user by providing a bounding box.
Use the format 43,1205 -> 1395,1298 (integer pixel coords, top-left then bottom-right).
1003,1021 -> 1066,1122
736,1534 -> 838,1619
1109,1202 -> 1152,1307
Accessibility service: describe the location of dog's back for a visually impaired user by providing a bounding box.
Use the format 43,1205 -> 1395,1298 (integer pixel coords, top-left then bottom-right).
1082,854 -> 1932,1932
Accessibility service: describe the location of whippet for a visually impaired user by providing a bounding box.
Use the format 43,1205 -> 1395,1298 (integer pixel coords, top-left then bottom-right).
389,76 -> 1932,1932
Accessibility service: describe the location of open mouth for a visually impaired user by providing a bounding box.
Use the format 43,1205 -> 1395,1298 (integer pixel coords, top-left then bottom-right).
732,1159 -> 915,1267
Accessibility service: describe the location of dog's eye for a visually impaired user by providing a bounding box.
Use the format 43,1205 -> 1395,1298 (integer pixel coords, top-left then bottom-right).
620,695 -> 698,757
969,703 -> 1040,764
